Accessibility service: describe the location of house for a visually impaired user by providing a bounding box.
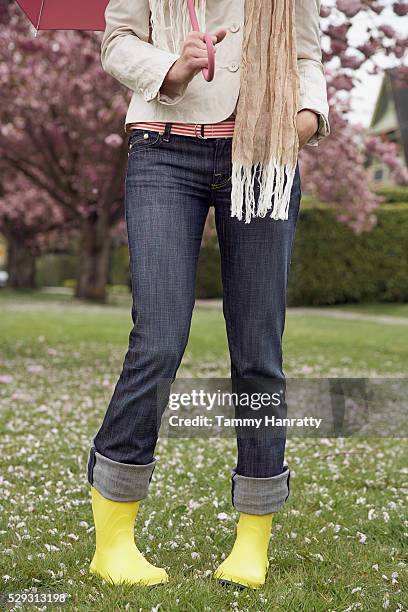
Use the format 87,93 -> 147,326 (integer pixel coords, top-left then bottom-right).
369,68 -> 408,184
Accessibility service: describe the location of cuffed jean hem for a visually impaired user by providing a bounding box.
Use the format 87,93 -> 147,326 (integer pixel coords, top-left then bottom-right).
87,447 -> 157,502
231,466 -> 290,515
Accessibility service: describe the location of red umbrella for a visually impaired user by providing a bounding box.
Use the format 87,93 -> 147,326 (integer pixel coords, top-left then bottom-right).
15,0 -> 109,32
15,0 -> 215,81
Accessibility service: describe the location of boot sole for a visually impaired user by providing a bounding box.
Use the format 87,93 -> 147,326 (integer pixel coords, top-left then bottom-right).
89,566 -> 169,587
217,577 -> 264,590
215,563 -> 269,590
218,578 -> 246,590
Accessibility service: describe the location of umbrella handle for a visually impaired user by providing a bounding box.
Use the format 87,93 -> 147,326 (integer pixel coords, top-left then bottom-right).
186,0 -> 215,82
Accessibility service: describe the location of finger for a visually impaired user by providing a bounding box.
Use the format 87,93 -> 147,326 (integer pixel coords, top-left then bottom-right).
191,39 -> 217,54
188,29 -> 226,46
297,133 -> 306,149
210,29 -> 227,44
186,39 -> 218,58
188,48 -> 211,59
191,57 -> 209,70
185,31 -> 208,50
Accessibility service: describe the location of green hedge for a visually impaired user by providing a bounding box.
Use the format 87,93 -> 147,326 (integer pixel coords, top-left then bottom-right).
375,185 -> 408,203
36,253 -> 77,287
195,203 -> 408,305
287,203 -> 408,305
196,240 -> 223,299
36,203 -> 408,305
110,244 -> 131,287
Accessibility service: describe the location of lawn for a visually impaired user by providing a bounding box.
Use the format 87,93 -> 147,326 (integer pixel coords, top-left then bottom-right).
0,292 -> 407,611
326,303 -> 408,319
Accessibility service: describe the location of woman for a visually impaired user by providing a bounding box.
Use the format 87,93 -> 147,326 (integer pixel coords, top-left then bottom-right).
87,0 -> 329,589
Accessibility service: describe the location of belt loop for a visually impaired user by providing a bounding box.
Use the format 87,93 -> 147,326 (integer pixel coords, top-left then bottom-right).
194,124 -> 206,140
162,122 -> 172,142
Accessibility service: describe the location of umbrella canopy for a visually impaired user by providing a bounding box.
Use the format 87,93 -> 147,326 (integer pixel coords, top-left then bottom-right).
15,0 -> 109,31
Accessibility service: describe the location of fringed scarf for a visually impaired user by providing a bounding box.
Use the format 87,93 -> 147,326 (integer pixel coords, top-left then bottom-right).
149,0 -> 300,223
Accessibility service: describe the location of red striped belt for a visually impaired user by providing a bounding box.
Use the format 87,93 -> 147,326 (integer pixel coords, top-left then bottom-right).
126,119 -> 235,139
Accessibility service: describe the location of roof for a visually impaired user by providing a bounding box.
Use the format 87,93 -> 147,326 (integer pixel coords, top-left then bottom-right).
370,73 -> 399,134
370,68 -> 408,165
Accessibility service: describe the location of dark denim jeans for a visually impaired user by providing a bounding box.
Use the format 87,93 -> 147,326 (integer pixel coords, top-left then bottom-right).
88,123 -> 301,514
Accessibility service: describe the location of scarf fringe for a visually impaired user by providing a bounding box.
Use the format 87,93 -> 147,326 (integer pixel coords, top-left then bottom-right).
148,0 -> 299,225
231,161 -> 296,224
149,0 -> 206,54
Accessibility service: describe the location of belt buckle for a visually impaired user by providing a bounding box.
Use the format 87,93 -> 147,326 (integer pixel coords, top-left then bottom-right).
194,124 -> 206,140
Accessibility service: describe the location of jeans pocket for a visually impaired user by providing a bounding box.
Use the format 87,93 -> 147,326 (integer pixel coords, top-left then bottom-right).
128,129 -> 162,157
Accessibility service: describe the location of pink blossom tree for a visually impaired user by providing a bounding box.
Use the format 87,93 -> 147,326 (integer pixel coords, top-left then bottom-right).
0,165 -> 69,287
1,0 -> 407,292
0,3 -> 129,299
299,0 -> 408,232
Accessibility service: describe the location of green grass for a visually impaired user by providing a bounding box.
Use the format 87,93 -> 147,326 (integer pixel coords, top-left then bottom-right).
0,292 -> 407,611
325,302 -> 408,318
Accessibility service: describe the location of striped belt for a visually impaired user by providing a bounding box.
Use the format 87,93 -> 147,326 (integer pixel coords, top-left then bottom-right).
126,119 -> 235,139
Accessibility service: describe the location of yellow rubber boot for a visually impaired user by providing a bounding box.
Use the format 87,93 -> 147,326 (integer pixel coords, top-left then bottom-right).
213,513 -> 273,589
89,486 -> 168,586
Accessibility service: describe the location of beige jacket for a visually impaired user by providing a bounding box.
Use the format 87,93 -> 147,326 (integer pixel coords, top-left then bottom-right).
102,0 -> 330,145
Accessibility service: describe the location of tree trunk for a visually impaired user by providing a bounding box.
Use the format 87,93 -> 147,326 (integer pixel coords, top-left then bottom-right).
75,215 -> 112,301
6,237 -> 37,289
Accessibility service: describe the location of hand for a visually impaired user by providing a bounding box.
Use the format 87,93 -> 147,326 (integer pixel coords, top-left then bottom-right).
160,29 -> 227,97
296,109 -> 319,149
